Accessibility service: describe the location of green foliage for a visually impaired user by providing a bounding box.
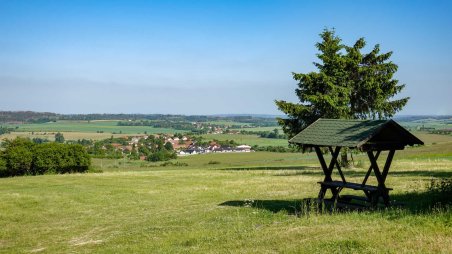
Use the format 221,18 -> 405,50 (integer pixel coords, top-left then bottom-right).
33,143 -> 91,174
159,161 -> 188,167
240,128 -> 286,139
276,29 -> 409,138
0,155 -> 8,177
32,137 -> 49,144
147,150 -> 177,162
252,145 -> 297,153
2,138 -> 34,176
0,138 -> 91,177
55,132 -> 65,143
0,126 -> 13,135
164,142 -> 174,151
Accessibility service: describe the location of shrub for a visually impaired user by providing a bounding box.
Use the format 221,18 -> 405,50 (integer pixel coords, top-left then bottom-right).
0,138 -> 91,177
207,161 -> 220,165
160,161 -> 188,167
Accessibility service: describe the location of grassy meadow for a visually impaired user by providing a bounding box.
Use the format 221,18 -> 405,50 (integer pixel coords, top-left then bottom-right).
200,134 -> 288,147
1,139 -> 451,253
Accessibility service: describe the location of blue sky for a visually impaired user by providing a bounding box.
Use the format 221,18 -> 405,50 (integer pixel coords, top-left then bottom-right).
0,0 -> 451,115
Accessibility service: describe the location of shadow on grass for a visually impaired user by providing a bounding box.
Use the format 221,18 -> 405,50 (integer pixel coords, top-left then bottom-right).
274,169 -> 452,178
219,190 -> 451,216
219,199 -> 311,215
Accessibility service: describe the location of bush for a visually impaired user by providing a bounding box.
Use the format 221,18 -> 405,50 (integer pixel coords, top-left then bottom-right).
0,138 -> 91,177
147,150 -> 177,162
207,161 -> 220,165
160,161 -> 188,167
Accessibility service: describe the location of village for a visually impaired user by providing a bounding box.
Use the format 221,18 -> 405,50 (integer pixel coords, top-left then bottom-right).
105,133 -> 252,160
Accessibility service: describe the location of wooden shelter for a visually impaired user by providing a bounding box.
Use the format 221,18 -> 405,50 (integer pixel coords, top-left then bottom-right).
289,119 -> 423,207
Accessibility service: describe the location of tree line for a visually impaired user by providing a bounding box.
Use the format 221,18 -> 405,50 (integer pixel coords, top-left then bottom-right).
240,129 -> 287,139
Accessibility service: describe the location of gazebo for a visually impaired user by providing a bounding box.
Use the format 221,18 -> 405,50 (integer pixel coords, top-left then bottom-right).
289,118 -> 423,207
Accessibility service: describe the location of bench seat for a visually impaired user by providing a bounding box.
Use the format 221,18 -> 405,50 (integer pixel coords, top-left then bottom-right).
317,180 -> 392,192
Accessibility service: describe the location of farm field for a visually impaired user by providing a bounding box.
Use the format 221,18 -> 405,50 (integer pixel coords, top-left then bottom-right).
3,120 -> 182,135
0,131 -> 129,142
1,144 -> 451,253
399,118 -> 451,130
232,126 -> 283,132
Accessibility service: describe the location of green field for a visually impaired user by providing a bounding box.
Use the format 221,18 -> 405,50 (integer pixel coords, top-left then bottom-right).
1,143 -> 451,253
233,126 -> 283,132
201,134 -> 289,147
398,118 -> 452,130
4,120 -> 182,135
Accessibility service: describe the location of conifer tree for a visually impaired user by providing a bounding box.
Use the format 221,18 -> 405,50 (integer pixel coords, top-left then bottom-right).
275,29 -> 409,138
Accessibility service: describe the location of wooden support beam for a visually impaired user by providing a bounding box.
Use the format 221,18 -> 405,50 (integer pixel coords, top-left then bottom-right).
382,150 -> 395,182
329,147 -> 346,183
314,146 -> 330,181
327,146 -> 341,176
362,150 -> 381,186
367,151 -> 385,186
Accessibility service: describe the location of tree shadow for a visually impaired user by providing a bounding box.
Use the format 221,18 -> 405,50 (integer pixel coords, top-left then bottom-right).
274,169 -> 452,178
219,189 -> 451,216
219,199 -> 314,216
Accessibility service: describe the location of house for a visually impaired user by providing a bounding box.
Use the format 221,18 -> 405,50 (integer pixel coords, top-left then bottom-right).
236,145 -> 252,152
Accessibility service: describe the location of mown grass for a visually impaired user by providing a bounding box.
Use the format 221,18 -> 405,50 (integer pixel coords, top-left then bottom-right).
1,143 -> 451,253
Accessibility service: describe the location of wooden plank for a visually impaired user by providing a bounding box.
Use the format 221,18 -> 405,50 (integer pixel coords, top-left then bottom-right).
362,150 -> 380,185
317,181 -> 393,192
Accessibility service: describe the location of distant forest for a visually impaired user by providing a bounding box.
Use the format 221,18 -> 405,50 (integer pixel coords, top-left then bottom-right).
1,111 -> 450,125
0,111 -> 279,125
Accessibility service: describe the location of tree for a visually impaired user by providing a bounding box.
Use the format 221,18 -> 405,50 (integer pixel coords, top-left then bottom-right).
55,132 -> 65,143
164,142 -> 174,151
275,29 -> 409,138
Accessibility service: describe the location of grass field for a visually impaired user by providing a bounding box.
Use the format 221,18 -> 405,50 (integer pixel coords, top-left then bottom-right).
201,134 -> 288,147
3,120 -> 181,135
232,126 -> 282,132
399,118 -> 452,130
0,131 -> 130,142
1,143 -> 451,253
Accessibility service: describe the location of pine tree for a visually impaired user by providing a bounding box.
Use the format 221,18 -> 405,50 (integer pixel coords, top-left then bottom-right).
275,29 -> 409,139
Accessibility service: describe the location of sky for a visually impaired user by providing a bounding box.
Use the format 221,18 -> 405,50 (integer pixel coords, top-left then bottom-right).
0,0 -> 451,115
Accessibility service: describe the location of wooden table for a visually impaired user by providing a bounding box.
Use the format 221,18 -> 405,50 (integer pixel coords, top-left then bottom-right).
314,146 -> 395,207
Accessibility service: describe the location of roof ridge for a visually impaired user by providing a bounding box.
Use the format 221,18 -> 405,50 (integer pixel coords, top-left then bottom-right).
318,118 -> 389,122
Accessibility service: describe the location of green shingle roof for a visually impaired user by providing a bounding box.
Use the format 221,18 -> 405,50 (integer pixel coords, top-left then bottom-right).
289,118 -> 423,148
